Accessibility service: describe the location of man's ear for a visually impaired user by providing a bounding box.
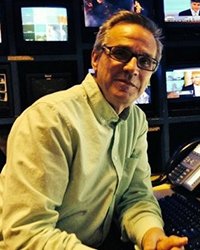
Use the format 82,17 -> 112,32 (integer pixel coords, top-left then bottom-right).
91,50 -> 100,72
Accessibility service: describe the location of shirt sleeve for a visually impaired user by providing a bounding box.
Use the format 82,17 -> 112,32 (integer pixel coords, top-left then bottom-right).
118,113 -> 164,248
1,102 -> 96,250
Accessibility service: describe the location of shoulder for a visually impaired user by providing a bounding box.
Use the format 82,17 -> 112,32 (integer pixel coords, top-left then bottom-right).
179,9 -> 191,16
14,85 -> 86,126
182,84 -> 194,90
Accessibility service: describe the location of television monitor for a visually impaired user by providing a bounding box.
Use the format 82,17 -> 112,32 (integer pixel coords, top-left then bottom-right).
21,7 -> 68,42
156,0 -> 200,41
17,60 -> 77,110
0,65 -> 13,118
26,72 -> 73,105
163,0 -> 200,23
81,0 -> 155,42
14,0 -> 75,55
166,65 -> 200,116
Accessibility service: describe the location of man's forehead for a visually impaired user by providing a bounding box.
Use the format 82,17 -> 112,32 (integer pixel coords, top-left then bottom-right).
105,23 -> 157,56
106,23 -> 154,43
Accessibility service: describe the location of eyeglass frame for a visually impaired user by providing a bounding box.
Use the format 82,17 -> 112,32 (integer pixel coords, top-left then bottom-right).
101,45 -> 159,72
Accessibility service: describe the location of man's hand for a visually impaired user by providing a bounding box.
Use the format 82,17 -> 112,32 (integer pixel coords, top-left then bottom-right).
142,227 -> 188,250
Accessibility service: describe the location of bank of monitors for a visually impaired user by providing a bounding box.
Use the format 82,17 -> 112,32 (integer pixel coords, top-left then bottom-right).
166,65 -> 200,115
13,0 -> 75,55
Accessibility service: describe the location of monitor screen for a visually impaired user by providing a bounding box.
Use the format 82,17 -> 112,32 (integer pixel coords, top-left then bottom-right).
166,66 -> 200,116
26,72 -> 72,105
17,60 -> 78,110
164,0 -> 200,23
21,7 -> 68,42
83,0 -> 153,27
14,0 -> 75,54
166,67 -> 200,99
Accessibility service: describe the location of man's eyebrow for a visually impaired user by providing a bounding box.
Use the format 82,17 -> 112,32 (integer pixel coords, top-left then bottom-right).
111,45 -> 155,58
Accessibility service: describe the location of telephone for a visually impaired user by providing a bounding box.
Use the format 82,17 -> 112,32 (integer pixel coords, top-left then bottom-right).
168,141 -> 200,191
152,138 -> 200,192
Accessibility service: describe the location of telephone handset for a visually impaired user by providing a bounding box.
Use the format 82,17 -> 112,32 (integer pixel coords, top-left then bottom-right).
168,142 -> 200,191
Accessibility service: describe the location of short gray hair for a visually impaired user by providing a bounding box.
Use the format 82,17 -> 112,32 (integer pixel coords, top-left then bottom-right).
93,10 -> 163,62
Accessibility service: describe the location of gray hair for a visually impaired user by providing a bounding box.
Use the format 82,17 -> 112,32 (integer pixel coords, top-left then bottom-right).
93,10 -> 163,62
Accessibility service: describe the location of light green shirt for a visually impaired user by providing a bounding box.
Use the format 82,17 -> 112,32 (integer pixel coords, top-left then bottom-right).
0,73 -> 163,249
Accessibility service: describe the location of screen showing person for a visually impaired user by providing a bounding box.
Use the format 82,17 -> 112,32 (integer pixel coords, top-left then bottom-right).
21,7 -> 68,41
186,71 -> 200,96
164,0 -> 200,22
179,0 -> 200,16
83,0 -> 146,27
166,68 -> 200,99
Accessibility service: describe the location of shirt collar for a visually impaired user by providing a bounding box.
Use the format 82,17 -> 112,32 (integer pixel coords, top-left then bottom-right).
191,9 -> 199,16
82,73 -> 130,126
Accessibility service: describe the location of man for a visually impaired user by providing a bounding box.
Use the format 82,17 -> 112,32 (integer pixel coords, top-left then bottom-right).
0,11 -> 188,250
179,0 -> 200,16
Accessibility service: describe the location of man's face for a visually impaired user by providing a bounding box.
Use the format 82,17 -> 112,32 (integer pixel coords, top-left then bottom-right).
192,72 -> 200,86
91,23 -> 157,113
191,2 -> 200,12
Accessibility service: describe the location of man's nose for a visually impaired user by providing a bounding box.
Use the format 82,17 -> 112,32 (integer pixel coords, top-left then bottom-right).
123,57 -> 140,75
